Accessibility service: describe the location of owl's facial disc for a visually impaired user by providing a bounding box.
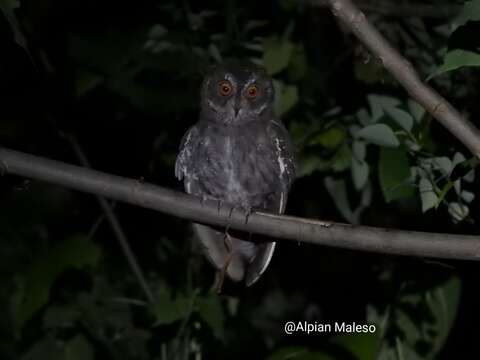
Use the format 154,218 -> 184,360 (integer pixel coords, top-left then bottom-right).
201,61 -> 274,126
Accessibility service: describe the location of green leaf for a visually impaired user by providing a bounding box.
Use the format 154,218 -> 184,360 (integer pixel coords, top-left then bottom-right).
324,177 -> 358,224
263,36 -> 294,75
356,124 -> 400,147
288,44 -> 308,81
419,178 -> 438,212
309,127 -> 345,148
453,0 -> 480,29
196,295 -> 225,339
13,236 -> 101,332
21,336 -> 64,360
64,335 -> 94,360
407,100 -> 426,123
384,107 -> 414,132
150,288 -> 191,325
273,81 -> 298,116
427,277 -> 461,356
448,202 -> 469,222
370,277 -> 461,360
461,190 -> 475,203
331,333 -> 378,360
379,148 -> 414,202
296,154 -> 330,178
431,157 -> 453,176
357,108 -> 372,126
430,49 -> 480,78
351,158 -> 369,190
352,140 -> 367,161
331,144 -> 352,172
367,94 -> 401,122
452,152 -> 466,168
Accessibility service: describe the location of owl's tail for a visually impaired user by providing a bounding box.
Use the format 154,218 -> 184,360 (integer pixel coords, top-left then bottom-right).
192,223 -> 275,286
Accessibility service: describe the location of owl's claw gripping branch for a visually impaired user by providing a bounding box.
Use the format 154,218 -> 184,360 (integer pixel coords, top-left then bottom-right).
174,61 -> 296,285
1,146 -> 480,264
244,209 -> 251,225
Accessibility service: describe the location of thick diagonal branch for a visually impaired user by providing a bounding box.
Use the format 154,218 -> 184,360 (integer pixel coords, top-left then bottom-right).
357,1 -> 460,18
310,0 -> 461,18
325,0 -> 480,159
1,146 -> 480,261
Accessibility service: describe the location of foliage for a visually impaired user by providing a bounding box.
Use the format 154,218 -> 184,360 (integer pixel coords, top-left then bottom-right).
1,0 -> 480,359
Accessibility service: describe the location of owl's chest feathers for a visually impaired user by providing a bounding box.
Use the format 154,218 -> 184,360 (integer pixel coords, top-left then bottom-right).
195,125 -> 275,204
222,136 -> 240,193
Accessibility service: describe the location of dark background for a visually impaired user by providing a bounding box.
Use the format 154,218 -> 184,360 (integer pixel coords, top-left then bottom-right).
1,0 -> 479,359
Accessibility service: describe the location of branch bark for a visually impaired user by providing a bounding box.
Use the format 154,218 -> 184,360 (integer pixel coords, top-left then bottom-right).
357,1 -> 461,19
309,0 -> 461,18
324,0 -> 480,159
1,146 -> 480,261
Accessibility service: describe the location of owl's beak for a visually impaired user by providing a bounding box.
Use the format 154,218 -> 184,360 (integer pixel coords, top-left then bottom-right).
234,102 -> 241,118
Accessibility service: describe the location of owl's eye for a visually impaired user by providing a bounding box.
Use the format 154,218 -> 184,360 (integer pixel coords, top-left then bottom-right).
246,84 -> 259,99
218,81 -> 233,96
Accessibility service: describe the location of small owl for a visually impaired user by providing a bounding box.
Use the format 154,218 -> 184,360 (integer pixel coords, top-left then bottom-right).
175,60 -> 296,286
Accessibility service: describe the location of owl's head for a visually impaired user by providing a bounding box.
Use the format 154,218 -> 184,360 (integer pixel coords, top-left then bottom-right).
200,60 -> 274,126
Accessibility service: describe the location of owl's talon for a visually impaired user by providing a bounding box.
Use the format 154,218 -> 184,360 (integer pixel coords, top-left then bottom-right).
244,206 -> 253,225
175,62 -> 296,287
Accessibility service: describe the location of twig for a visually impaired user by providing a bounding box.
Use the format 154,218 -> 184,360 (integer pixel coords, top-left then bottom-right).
324,0 -> 480,159
1,146 -> 480,261
63,136 -> 155,304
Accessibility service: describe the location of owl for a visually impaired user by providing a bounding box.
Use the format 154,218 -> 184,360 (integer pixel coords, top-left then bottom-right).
175,60 -> 296,287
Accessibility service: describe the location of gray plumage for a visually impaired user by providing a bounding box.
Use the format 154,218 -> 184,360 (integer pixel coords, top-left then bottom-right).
175,60 -> 296,286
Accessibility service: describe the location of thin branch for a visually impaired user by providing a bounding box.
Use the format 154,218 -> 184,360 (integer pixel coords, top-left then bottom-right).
309,0 -> 461,19
63,135 -> 155,304
1,146 -> 480,261
323,0 -> 480,159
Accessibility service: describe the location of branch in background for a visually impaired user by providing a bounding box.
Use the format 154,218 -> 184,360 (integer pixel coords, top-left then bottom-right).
309,0 -> 461,18
63,135 -> 155,304
357,1 -> 461,19
322,0 -> 480,159
1,146 -> 480,261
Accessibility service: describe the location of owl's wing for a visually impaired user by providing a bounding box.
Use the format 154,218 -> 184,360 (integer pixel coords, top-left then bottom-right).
245,190 -> 287,286
268,120 -> 296,196
176,125 -> 243,280
245,120 -> 297,286
175,125 -> 200,183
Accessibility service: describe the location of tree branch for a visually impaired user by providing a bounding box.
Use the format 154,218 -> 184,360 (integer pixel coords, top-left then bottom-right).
324,0 -> 480,159
357,1 -> 461,19
309,0 -> 461,18
64,135 -> 155,304
1,146 -> 480,261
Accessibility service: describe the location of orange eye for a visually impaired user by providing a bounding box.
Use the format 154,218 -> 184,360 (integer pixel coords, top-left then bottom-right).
218,81 -> 233,96
246,85 -> 259,99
